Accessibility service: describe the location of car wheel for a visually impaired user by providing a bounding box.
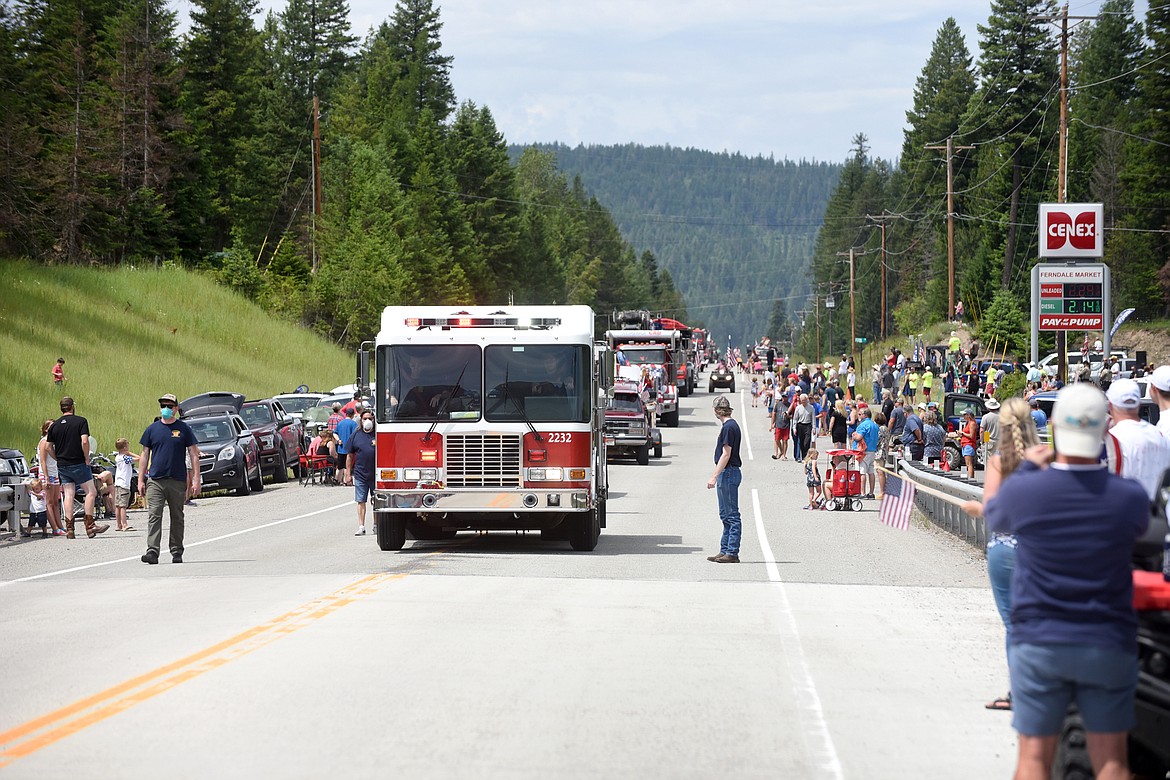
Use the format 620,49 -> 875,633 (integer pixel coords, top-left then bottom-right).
376,513 -> 406,551
234,465 -> 252,496
729,381 -> 736,393
663,409 -> 679,428
636,443 -> 650,465
943,445 -> 961,473
251,458 -> 264,491
709,383 -> 715,393
273,449 -> 288,483
654,442 -> 663,458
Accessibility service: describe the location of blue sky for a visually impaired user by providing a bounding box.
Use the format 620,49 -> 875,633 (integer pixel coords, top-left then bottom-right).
175,0 -> 1151,163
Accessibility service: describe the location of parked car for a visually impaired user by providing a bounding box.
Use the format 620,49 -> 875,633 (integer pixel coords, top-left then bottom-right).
941,392 -> 987,472
240,399 -> 304,483
1030,389 -> 1160,429
180,394 -> 264,496
708,362 -> 735,393
272,392 -> 330,420
0,446 -> 31,533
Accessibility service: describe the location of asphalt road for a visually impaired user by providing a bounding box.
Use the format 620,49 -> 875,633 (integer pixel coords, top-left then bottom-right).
0,374 -> 1015,779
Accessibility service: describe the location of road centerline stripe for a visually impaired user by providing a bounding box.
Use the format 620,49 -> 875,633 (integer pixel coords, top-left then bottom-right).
0,571 -> 404,766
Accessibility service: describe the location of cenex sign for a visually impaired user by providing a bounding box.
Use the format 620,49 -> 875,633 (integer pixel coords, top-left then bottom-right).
1038,203 -> 1104,258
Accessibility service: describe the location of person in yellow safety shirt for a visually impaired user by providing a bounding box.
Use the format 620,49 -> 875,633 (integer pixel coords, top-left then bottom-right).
907,367 -> 920,403
921,367 -> 933,403
948,331 -> 962,365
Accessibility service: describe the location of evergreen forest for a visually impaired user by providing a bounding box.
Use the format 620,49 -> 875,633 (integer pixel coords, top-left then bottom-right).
0,0 -> 685,346
804,1 -> 1170,360
513,143 -> 841,349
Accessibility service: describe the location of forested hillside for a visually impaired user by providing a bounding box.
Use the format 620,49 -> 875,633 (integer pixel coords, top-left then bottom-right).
516,143 -> 841,347
804,3 -> 1170,361
0,0 -> 683,344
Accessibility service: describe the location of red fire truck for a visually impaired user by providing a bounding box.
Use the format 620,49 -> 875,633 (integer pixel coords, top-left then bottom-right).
606,328 -> 681,427
356,305 -> 610,552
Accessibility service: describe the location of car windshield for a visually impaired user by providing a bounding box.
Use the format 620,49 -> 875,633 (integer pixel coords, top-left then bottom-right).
241,405 -> 274,426
619,347 -> 668,365
277,396 -> 318,414
485,344 -> 589,423
192,420 -> 233,444
377,344 -> 483,422
608,394 -> 643,414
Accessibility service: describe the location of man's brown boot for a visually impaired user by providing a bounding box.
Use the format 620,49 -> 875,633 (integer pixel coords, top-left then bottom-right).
65,519 -> 75,539
84,514 -> 110,538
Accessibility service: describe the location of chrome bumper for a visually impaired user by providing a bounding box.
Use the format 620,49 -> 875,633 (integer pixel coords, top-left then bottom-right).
372,488 -> 592,512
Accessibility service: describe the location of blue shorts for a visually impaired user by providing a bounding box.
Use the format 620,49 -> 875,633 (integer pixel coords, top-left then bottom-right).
962,445 -> 976,457
353,478 -> 374,504
1009,642 -> 1138,736
58,463 -> 94,486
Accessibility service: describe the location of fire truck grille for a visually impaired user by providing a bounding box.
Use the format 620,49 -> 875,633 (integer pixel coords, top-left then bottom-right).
445,434 -> 522,488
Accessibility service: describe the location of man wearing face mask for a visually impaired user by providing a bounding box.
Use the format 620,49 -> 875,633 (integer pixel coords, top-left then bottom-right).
345,408 -> 378,536
138,393 -> 200,564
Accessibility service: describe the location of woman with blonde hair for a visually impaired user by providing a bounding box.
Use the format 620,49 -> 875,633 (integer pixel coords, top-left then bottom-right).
962,396 -> 1045,712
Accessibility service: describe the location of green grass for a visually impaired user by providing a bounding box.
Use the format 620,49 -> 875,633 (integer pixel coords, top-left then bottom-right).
0,259 -> 355,461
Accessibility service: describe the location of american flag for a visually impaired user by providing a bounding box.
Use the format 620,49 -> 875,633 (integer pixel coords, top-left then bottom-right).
879,473 -> 916,531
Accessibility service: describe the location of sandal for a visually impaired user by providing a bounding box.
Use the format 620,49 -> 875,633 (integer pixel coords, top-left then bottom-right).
124,526 -> 135,531
985,694 -> 1012,711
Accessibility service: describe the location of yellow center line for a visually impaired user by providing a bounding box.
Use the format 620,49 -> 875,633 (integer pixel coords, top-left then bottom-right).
0,571 -> 405,766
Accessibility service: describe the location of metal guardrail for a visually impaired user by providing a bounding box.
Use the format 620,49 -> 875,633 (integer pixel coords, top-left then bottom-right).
893,454 -> 987,550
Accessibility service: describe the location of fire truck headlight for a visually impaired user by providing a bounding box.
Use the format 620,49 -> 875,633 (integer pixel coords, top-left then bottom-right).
403,468 -> 438,481
527,467 -> 563,481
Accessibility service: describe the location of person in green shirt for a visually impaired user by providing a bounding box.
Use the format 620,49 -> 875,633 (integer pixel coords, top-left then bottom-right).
907,368 -> 920,402
948,331 -> 963,367
922,367 -> 934,402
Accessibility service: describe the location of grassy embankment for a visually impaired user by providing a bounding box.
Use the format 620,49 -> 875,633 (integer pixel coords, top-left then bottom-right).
0,260 -> 355,461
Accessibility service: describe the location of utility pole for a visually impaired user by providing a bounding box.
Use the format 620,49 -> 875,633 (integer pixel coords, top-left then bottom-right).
925,137 -> 974,317
836,249 -> 868,362
866,212 -> 908,340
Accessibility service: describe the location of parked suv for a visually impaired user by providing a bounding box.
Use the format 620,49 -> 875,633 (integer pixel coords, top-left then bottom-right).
241,398 -> 303,482
0,446 -> 31,533
180,393 -> 264,496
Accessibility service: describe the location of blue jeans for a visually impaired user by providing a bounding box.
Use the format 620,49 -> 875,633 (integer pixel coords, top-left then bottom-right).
717,467 -> 742,556
986,541 -> 1016,657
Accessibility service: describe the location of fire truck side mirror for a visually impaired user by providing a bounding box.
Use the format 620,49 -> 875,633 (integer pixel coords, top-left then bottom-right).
356,341 -> 373,396
595,344 -> 614,392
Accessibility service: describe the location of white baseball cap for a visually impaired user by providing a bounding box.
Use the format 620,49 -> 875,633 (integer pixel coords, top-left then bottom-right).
1051,383 -> 1108,459
1151,365 -> 1170,393
1105,377 -> 1141,410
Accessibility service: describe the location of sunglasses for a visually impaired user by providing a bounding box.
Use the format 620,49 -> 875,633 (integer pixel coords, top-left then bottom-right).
160,403 -> 176,409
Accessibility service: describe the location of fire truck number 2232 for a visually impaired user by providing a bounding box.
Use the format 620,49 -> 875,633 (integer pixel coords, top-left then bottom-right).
356,305 -> 610,552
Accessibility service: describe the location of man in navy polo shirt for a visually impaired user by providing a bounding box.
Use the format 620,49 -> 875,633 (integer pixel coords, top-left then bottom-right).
986,384 -> 1149,779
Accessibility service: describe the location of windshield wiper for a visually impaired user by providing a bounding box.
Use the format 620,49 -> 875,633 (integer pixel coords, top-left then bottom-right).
502,363 -> 543,442
424,360 -> 470,441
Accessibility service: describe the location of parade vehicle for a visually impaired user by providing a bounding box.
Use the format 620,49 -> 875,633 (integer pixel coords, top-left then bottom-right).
606,328 -> 682,427
240,398 -> 304,483
357,305 -> 610,552
603,379 -> 661,464
709,362 -> 735,393
654,316 -> 696,396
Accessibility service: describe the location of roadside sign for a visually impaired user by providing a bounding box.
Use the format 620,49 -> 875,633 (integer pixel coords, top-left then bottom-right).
825,296 -> 835,309
1038,203 -> 1104,258
1036,265 -> 1105,330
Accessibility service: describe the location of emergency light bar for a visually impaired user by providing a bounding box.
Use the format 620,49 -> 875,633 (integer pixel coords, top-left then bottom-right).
405,316 -> 562,329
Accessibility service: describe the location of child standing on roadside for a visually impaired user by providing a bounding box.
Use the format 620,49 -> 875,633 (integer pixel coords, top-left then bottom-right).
803,447 -> 822,509
113,438 -> 139,531
750,377 -> 760,407
25,477 -> 48,537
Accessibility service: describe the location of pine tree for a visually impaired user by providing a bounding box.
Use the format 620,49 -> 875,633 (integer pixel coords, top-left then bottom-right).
274,0 -> 356,110
0,4 -> 43,255
965,0 -> 1060,290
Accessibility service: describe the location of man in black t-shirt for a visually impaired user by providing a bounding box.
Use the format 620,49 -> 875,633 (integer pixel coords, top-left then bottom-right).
706,396 -> 743,563
46,396 -> 108,539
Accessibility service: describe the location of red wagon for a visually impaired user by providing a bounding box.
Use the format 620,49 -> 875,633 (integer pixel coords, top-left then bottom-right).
825,449 -> 864,512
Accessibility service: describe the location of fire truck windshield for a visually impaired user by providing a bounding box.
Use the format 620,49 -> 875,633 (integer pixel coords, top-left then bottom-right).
483,345 -> 589,423
618,347 -> 668,365
377,345 -> 483,422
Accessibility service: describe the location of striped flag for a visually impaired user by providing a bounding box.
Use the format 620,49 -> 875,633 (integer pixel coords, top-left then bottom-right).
879,473 -> 916,531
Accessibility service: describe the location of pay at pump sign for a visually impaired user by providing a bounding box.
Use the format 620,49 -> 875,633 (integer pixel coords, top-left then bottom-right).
1038,265 -> 1104,330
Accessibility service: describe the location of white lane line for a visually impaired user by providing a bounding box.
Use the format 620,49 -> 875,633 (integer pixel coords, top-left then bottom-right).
752,488 -> 844,780
1,501 -> 352,586
740,389 -> 753,460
